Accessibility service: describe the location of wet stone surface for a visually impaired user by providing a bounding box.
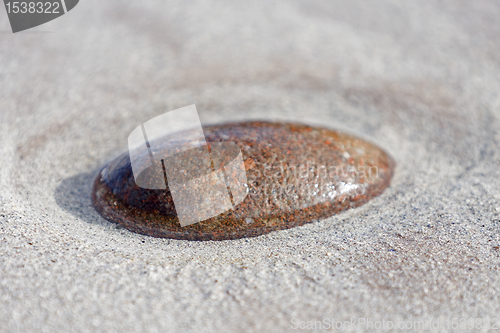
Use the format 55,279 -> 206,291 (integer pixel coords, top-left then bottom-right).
91,122 -> 395,240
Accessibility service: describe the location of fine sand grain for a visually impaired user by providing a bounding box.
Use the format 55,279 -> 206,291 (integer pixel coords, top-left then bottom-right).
1,1 -> 500,332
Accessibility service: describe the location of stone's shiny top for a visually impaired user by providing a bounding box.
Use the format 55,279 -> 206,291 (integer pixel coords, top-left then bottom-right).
91,122 -> 395,240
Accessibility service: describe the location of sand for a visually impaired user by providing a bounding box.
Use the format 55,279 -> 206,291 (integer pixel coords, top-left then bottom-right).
1,0 -> 500,332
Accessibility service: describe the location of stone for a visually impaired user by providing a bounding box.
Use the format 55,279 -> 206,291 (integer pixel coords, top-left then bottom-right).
91,121 -> 395,240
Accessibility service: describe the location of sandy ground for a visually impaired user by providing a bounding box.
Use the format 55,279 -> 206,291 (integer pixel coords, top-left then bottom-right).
1,0 -> 500,332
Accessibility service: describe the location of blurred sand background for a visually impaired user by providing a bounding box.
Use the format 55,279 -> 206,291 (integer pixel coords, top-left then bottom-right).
1,0 -> 500,331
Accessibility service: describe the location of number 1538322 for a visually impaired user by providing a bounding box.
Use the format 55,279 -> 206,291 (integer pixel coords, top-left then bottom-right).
5,2 -> 60,14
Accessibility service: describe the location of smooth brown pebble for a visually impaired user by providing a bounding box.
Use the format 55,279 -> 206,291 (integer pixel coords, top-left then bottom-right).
92,121 -> 395,240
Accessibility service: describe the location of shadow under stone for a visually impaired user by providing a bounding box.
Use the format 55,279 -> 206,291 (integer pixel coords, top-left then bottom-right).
54,165 -> 124,230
